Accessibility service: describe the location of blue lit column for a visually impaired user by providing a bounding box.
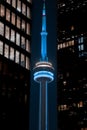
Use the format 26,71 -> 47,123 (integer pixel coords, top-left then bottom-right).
33,0 -> 54,130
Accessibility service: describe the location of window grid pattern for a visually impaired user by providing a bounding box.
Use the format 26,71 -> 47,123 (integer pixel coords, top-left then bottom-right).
58,40 -> 75,50
0,1 -> 31,70
78,36 -> 84,51
8,0 -> 31,19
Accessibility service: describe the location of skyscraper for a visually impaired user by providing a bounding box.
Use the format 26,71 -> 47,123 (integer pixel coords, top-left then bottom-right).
57,0 -> 87,130
0,0 -> 31,69
33,1 -> 54,130
0,0 -> 31,129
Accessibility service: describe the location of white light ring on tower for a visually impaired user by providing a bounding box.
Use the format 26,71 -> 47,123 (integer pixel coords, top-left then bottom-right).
34,64 -> 53,69
35,61 -> 53,67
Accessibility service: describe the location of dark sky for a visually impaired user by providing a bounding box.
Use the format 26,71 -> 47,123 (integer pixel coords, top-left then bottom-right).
29,0 -> 57,130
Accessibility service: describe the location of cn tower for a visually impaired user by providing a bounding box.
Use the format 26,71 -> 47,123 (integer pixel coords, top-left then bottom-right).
33,0 -> 54,130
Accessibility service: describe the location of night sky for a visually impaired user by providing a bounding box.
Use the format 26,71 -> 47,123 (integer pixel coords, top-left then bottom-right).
29,0 -> 57,130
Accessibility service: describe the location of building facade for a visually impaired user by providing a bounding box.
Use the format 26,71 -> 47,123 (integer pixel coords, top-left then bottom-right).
0,0 -> 31,130
57,0 -> 87,130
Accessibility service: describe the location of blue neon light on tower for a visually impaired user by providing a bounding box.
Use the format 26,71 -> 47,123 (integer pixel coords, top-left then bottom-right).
33,0 -> 54,130
40,0 -> 48,61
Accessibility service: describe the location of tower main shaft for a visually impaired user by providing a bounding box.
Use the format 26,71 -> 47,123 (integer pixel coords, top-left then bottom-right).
39,80 -> 48,130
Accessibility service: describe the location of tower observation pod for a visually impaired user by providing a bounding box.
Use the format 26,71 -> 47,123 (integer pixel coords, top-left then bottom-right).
33,0 -> 54,130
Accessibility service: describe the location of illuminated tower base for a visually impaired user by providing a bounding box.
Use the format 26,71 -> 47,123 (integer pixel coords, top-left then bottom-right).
34,61 -> 54,130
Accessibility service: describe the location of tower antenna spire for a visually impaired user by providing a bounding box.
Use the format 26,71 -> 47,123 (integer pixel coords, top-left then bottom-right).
40,0 -> 48,61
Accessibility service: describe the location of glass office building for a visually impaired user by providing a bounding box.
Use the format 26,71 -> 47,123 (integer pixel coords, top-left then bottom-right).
0,0 -> 31,69
57,0 -> 87,130
0,0 -> 31,130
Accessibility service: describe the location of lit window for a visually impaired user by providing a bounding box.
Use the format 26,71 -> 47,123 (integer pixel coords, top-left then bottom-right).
27,0 -> 31,2
0,22 -> 4,36
66,42 -> 68,47
17,16 -> 21,29
0,41 -> 3,55
68,41 -> 72,46
22,3 -> 26,16
11,13 -> 15,25
6,0 -> 11,4
27,6 -> 31,18
80,44 -> 84,50
78,101 -> 83,108
21,53 -> 25,67
58,104 -> 68,111
26,23 -> 30,35
63,81 -> 67,86
78,36 -> 84,54
15,50 -> 19,63
21,20 -> 25,32
26,56 -> 30,70
58,44 -> 62,49
16,33 -> 20,46
71,25 -> 74,31
78,44 -> 84,51
71,40 -> 74,45
21,36 -> 25,49
0,5 -> 5,17
5,26 -> 10,40
60,43 -> 63,48
17,0 -> 21,12
58,40 -> 75,50
78,45 -> 81,51
6,9 -> 10,21
12,0 -> 16,8
10,29 -> 15,42
4,44 -> 9,58
78,36 -> 83,44
26,40 -> 30,52
10,47 -> 14,61
58,44 -> 60,50
62,43 -> 65,48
